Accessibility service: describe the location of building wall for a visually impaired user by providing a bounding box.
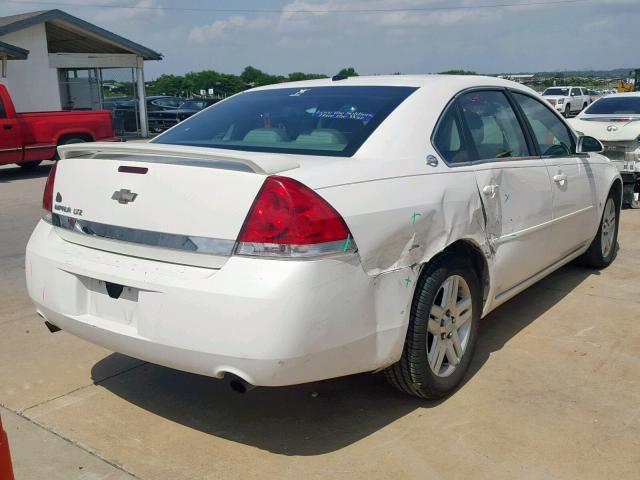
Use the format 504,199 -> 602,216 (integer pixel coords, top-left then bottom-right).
0,24 -> 61,112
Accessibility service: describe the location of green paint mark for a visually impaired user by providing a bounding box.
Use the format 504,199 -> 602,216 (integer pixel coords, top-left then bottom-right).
342,233 -> 351,253
412,211 -> 422,224
504,193 -> 510,203
404,276 -> 412,287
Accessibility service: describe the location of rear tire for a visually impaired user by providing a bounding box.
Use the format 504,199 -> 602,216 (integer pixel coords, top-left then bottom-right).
17,160 -> 42,169
580,189 -> 620,268
54,137 -> 87,160
385,253 -> 481,399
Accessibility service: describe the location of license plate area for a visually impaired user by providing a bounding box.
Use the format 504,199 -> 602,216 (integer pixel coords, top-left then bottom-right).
87,278 -> 139,326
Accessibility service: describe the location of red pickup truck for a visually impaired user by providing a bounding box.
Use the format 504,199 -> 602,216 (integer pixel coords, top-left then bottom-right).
0,84 -> 119,168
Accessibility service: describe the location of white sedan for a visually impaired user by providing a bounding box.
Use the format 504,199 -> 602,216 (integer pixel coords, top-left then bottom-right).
26,75 -> 621,398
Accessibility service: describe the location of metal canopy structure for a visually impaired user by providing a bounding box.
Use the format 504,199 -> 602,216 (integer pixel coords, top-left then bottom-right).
0,40 -> 28,78
0,40 -> 28,60
0,9 -> 162,60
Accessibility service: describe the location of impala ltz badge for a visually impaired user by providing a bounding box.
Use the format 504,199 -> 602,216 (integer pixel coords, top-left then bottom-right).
112,189 -> 138,204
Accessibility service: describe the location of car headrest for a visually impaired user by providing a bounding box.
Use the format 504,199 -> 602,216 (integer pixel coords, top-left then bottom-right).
243,128 -> 288,143
294,129 -> 347,145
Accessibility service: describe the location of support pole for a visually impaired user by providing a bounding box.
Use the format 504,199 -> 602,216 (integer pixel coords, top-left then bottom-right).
136,57 -> 148,138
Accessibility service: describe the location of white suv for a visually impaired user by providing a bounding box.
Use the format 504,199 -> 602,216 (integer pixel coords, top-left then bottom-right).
542,86 -> 591,117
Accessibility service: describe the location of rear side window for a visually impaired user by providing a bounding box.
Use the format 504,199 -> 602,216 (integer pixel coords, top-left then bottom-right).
433,105 -> 474,164
512,93 -> 575,157
153,86 -> 417,157
0,97 -> 5,118
458,91 -> 530,160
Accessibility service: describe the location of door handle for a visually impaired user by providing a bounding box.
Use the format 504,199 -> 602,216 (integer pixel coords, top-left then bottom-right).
482,184 -> 499,198
2,124 -> 12,130
553,173 -> 568,184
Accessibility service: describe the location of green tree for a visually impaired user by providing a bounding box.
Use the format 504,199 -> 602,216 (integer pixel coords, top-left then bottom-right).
287,72 -> 328,82
337,67 -> 358,77
438,69 -> 477,75
240,66 -> 279,87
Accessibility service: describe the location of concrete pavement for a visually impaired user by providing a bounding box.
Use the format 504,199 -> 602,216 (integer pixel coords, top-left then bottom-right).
1,161 -> 639,479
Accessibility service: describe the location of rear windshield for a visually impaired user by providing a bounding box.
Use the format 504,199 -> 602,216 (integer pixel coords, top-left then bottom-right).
543,88 -> 569,96
152,86 -> 417,157
584,96 -> 640,115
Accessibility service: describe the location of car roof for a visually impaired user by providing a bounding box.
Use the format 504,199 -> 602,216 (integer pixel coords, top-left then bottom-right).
250,74 -> 533,93
604,92 -> 640,98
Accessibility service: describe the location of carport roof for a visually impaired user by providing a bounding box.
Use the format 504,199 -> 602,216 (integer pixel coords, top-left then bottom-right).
0,40 -> 28,60
0,9 -> 162,61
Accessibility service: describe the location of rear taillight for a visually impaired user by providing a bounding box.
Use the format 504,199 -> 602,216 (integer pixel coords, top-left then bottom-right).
42,162 -> 58,214
235,176 -> 356,257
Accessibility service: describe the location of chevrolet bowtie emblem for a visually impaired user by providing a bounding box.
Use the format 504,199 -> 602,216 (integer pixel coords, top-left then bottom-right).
111,189 -> 138,204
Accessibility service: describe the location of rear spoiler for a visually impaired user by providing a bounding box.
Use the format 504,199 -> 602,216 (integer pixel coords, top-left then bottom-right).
57,142 -> 300,175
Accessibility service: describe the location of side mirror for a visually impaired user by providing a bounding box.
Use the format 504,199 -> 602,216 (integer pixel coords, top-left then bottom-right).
577,135 -> 603,154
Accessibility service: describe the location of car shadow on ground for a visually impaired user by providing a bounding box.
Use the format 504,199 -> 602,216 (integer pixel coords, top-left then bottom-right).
0,163 -> 52,183
92,264 -> 598,456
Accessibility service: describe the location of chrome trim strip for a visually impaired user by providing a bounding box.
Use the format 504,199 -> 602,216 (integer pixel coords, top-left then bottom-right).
495,243 -> 587,300
24,144 -> 56,151
494,205 -> 594,246
0,147 -> 20,153
52,213 -> 235,256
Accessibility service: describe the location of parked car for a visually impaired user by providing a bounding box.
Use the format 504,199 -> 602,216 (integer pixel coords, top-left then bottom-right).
542,86 -> 591,117
0,85 -> 118,168
148,98 -> 218,133
26,76 -> 621,399
111,96 -> 183,134
569,92 -> 640,208
585,89 -> 600,103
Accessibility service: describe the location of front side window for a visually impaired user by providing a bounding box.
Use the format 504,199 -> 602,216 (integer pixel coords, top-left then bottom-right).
0,97 -> 5,119
513,92 -> 575,157
153,86 -> 417,157
152,98 -> 181,108
458,90 -> 530,160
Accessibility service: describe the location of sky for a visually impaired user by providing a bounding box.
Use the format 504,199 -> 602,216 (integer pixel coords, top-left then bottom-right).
3,0 -> 640,79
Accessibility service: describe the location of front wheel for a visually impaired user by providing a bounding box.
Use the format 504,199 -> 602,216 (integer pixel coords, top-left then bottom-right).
385,254 -> 481,399
580,190 -> 620,268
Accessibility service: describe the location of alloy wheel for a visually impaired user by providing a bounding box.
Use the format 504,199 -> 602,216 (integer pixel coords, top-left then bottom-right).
427,275 -> 473,377
601,197 -> 616,258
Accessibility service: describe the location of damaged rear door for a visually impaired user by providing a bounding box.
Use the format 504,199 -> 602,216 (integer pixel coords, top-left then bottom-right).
454,89 -> 556,299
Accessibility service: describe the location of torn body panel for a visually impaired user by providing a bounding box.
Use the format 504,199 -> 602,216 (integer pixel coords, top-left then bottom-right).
320,170 -> 494,324
321,170 -> 488,277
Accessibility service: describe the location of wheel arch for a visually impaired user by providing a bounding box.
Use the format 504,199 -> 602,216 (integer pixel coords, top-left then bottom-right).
417,238 -> 491,312
610,176 -> 623,207
56,132 -> 94,145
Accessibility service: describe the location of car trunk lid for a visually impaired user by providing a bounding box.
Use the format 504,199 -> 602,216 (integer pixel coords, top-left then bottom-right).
51,143 -> 300,268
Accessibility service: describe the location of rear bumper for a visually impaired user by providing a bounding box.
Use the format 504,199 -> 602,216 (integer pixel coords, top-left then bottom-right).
26,221 -> 408,386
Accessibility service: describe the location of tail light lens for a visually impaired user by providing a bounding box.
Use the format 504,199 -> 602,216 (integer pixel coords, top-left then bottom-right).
235,176 -> 356,257
42,162 -> 58,215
